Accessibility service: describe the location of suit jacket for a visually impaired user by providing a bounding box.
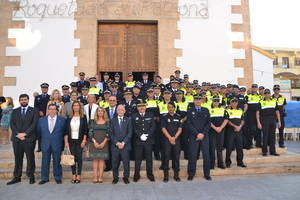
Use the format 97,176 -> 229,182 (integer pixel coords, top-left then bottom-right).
34,94 -> 50,115
37,116 -> 67,152
131,112 -> 155,145
109,116 -> 133,152
105,107 -> 118,120
187,106 -> 211,138
77,96 -> 88,105
66,115 -> 88,143
10,106 -> 39,143
120,100 -> 137,117
84,103 -> 98,123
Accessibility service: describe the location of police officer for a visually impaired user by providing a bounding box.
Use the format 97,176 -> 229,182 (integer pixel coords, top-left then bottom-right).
98,90 -> 111,109
174,70 -> 183,83
141,73 -> 153,93
89,77 -> 102,100
187,94 -> 212,181
209,96 -> 228,169
272,85 -> 287,148
76,72 -> 90,93
34,83 -> 50,152
257,89 -> 281,156
245,84 -> 261,149
77,86 -> 89,105
121,89 -> 137,117
161,102 -> 182,182
132,99 -> 156,182
153,75 -> 166,92
125,73 -> 136,89
132,84 -> 145,101
101,72 -> 111,92
70,82 -> 78,93
175,90 -> 189,159
114,73 -> 125,92
61,85 -> 70,103
225,97 -> 247,168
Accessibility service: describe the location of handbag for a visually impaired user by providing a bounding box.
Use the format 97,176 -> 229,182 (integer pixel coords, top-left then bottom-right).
60,147 -> 75,166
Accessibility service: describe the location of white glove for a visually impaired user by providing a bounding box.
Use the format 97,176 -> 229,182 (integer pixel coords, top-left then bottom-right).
140,134 -> 148,141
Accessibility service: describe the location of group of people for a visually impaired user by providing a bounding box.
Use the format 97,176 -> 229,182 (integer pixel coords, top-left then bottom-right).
1,70 -> 287,185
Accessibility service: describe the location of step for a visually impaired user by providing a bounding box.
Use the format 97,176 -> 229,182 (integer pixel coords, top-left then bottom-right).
0,153 -> 299,170
0,147 -> 288,159
1,162 -> 300,181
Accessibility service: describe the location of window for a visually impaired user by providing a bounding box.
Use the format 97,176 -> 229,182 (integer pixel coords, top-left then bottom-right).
273,57 -> 278,65
295,57 -> 300,66
291,79 -> 300,89
282,57 -> 289,68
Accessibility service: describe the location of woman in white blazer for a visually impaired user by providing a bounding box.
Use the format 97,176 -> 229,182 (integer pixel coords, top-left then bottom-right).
84,94 -> 99,124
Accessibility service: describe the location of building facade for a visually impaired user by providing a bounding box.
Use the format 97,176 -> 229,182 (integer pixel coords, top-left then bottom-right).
0,0 -> 266,103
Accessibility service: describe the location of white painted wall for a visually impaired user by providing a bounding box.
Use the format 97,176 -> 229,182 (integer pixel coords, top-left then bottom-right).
4,0 -> 78,106
176,0 -> 244,84
252,50 -> 274,90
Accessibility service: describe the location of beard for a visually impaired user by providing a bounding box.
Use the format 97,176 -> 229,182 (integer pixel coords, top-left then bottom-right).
20,103 -> 28,107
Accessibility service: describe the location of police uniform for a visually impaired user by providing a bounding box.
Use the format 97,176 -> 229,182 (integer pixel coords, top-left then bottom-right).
77,86 -> 89,106
125,73 -> 136,89
175,91 -> 189,159
186,95 -> 211,180
132,100 -> 156,182
161,111 -> 182,181
209,101 -> 228,169
245,85 -> 261,148
76,72 -> 90,93
61,85 -> 70,103
272,85 -> 287,147
258,90 -> 280,156
89,77 -> 102,100
114,73 -> 125,92
225,101 -> 246,168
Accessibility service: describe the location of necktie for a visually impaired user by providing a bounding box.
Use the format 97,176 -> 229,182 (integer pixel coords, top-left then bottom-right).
21,108 -> 26,117
49,118 -> 54,133
119,117 -> 123,126
110,108 -> 114,119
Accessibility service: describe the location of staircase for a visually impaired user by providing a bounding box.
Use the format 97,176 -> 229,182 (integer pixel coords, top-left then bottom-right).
1,144 -> 300,182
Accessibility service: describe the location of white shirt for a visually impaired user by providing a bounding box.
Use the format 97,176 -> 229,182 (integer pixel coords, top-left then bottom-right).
48,115 -> 57,133
20,106 -> 29,114
139,113 -> 145,117
118,116 -> 124,125
70,117 -> 80,139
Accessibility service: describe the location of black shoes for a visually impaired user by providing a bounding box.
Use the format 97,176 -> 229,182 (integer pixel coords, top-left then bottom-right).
204,176 -> 212,181
7,178 -> 21,185
148,175 -> 155,182
104,167 -> 112,172
38,180 -> 49,185
133,176 -> 140,182
226,163 -> 231,168
174,176 -> 181,182
123,177 -> 130,184
270,153 -> 280,156
237,163 -> 247,168
163,177 -> 169,183
187,176 -> 194,181
55,180 -> 62,184
218,164 -> 226,169
29,178 -> 35,184
262,152 -> 267,156
112,178 -> 119,184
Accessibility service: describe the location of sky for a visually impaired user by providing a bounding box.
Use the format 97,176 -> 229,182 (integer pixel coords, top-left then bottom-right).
249,0 -> 300,48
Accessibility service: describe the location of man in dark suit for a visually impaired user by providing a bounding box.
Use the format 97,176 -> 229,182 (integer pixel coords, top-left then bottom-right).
132,99 -> 156,182
77,72 -> 90,94
121,89 -> 137,117
7,94 -> 39,185
109,105 -> 133,184
104,95 -> 118,171
34,82 -> 50,152
187,94 -> 212,181
37,103 -> 67,184
141,73 -> 153,93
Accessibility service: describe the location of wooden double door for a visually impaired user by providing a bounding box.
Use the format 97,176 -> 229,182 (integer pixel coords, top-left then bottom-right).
97,23 -> 158,81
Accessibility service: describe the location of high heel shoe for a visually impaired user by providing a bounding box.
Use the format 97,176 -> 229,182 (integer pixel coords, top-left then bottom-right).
75,180 -> 81,184
71,179 -> 76,184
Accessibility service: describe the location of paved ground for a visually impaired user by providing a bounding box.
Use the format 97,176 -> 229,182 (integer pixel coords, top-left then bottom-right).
0,174 -> 299,200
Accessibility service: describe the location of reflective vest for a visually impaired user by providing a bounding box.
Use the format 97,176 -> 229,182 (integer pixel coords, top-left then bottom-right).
184,94 -> 194,103
259,99 -> 277,109
158,101 -> 168,114
125,81 -> 136,88
201,102 -> 212,111
274,96 -> 286,106
192,90 -> 197,95
226,108 -> 243,119
176,102 -> 189,112
99,100 -> 109,108
146,99 -> 158,109
210,107 -> 225,118
89,87 -> 101,95
180,88 -> 187,95
246,94 -> 260,104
